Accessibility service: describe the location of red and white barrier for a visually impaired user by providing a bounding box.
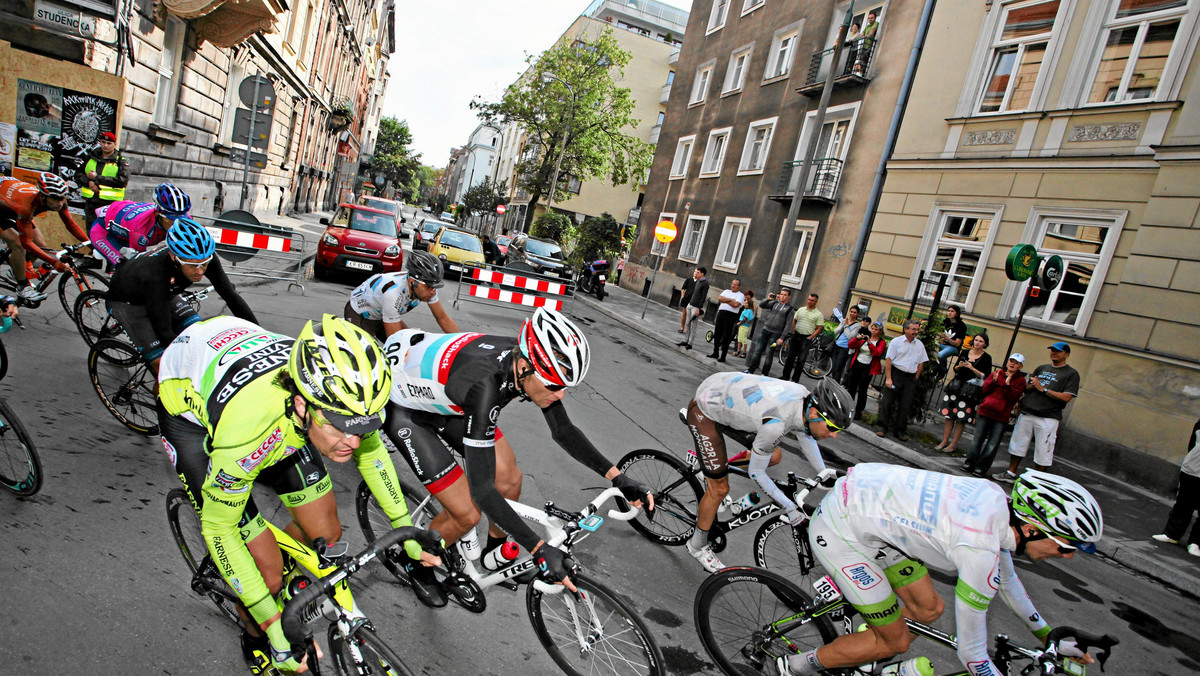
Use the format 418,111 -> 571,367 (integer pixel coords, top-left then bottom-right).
454,263 -> 575,314
470,268 -> 568,296
467,284 -> 563,311
205,227 -> 293,253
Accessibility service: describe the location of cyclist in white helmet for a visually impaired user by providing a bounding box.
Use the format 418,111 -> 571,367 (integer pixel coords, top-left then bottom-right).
779,466 -> 1105,676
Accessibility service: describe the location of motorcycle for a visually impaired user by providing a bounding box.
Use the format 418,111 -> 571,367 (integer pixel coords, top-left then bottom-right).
576,258 -> 610,300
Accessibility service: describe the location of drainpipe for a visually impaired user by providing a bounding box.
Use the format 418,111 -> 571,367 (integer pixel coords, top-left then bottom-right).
838,0 -> 938,313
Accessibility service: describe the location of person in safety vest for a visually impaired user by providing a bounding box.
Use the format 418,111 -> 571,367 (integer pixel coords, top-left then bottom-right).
75,131 -> 130,224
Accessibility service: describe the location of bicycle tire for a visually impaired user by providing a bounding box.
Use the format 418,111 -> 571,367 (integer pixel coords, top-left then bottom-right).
88,338 -> 159,435
165,488 -> 244,627
752,518 -> 826,595
527,572 -> 665,676
330,624 -> 416,676
0,337 -> 6,382
58,267 -> 108,319
694,566 -> 837,676
616,448 -> 703,546
73,289 -> 125,348
776,340 -> 789,367
355,477 -> 441,587
0,397 -> 41,496
802,349 -> 834,379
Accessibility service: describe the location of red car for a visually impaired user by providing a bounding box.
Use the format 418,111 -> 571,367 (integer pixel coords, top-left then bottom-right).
314,203 -> 404,278
495,235 -> 513,260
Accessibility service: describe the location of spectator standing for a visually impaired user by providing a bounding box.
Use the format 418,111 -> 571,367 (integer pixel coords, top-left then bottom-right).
875,318 -> 929,442
1152,418 -> 1200,557
735,290 -> 755,358
678,268 -> 697,333
830,305 -> 864,382
937,333 -> 993,454
993,342 -> 1081,481
853,10 -> 879,75
76,131 -> 129,224
677,266 -> 709,351
708,279 -> 744,362
615,253 -> 625,285
844,319 -> 886,420
744,288 -> 792,376
845,21 -> 862,74
781,293 -> 824,383
481,233 -> 502,266
962,354 -> 1027,477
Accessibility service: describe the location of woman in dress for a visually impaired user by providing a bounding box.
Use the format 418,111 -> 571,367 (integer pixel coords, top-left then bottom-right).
936,332 -> 992,454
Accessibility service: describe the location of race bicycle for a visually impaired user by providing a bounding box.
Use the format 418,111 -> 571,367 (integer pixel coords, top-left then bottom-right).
693,565 -> 1118,676
0,315 -> 40,496
0,241 -> 107,317
356,479 -> 666,676
167,487 -> 437,675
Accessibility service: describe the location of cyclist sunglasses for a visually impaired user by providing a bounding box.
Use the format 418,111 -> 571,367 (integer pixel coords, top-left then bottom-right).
807,409 -> 846,434
1027,530 -> 1091,554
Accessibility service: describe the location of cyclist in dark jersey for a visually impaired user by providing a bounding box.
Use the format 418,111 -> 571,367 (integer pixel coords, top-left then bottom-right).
106,218 -> 255,371
382,308 -> 654,605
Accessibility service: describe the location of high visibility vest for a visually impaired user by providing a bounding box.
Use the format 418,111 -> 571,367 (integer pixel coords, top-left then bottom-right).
80,157 -> 125,201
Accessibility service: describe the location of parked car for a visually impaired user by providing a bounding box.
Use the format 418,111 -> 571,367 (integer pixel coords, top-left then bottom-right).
440,211 -> 456,223
428,226 -> 485,277
313,204 -> 404,279
356,196 -> 405,235
495,235 -> 513,261
413,218 -> 451,251
507,233 -> 571,279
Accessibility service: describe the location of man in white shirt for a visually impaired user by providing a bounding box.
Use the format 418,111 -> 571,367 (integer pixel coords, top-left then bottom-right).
707,279 -> 744,363
876,318 -> 929,441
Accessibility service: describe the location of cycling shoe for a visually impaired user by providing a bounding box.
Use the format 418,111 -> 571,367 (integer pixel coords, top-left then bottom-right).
403,559 -> 448,608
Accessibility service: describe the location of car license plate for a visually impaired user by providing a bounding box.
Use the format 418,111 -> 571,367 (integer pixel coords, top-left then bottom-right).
448,264 -> 461,272
345,260 -> 373,271
597,274 -> 606,282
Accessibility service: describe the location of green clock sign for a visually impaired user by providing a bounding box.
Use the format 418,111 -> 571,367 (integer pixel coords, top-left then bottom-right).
1005,244 -> 1039,282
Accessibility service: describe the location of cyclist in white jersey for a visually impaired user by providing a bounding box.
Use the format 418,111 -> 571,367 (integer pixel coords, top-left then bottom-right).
684,372 -> 853,572
779,464 -> 1104,676
344,250 -> 459,341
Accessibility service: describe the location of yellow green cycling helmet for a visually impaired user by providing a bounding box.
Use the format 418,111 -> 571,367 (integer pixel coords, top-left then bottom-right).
289,314 -> 391,434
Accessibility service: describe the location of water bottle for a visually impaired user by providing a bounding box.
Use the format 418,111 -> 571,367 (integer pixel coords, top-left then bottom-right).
878,656 -> 933,676
728,491 -> 761,516
481,541 -> 520,571
459,526 -> 481,561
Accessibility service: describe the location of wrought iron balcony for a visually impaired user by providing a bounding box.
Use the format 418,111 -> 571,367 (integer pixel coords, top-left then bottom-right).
796,38 -> 875,97
768,158 -> 843,204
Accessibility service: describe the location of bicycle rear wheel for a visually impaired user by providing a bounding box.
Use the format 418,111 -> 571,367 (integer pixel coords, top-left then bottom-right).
527,573 -> 665,676
776,340 -> 789,367
355,478 -> 441,587
165,488 -> 244,627
616,448 -> 703,546
803,349 -> 833,379
0,397 -> 41,496
330,625 -> 415,676
88,338 -> 159,435
694,566 -> 837,676
73,289 -> 125,348
752,518 -> 826,595
59,267 -> 108,319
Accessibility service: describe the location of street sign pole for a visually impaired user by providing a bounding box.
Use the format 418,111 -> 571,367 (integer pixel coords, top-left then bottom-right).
641,220 -> 678,319
641,253 -> 662,320
238,75 -> 261,211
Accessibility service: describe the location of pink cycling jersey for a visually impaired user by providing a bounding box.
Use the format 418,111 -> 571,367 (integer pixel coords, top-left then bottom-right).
89,200 -> 169,264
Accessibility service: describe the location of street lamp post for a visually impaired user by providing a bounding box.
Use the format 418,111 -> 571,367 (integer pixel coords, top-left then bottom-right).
541,72 -> 575,217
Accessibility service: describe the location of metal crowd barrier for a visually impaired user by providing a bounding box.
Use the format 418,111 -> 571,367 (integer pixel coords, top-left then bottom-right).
194,210 -> 306,294
452,263 -> 575,313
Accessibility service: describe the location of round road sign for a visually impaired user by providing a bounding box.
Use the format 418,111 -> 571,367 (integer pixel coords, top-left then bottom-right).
654,220 -> 677,244
496,204 -> 507,215
1005,244 -> 1039,282
1037,254 -> 1064,290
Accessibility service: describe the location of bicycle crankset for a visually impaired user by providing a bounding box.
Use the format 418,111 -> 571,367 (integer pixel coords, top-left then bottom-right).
443,571 -> 486,613
707,523 -> 729,553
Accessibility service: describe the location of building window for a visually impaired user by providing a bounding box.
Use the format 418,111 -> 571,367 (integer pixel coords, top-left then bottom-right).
666,70 -> 675,85
914,206 -> 1004,310
669,135 -> 695,179
652,212 -> 675,257
1004,207 -> 1126,333
714,217 -> 750,272
738,117 -> 777,175
154,16 -> 186,126
219,61 -> 246,144
977,0 -> 1062,113
700,127 -> 732,176
691,64 -> 713,104
742,0 -> 766,16
707,0 -> 730,33
789,102 -> 859,196
779,220 -> 820,287
722,45 -> 754,94
1085,0 -> 1190,104
678,216 -> 709,263
765,27 -> 799,80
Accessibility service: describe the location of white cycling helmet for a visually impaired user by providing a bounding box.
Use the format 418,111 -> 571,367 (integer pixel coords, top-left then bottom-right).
517,308 -> 589,388
1012,470 -> 1103,553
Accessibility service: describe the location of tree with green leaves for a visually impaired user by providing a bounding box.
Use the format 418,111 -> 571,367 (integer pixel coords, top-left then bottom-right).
415,165 -> 442,205
471,29 -> 653,231
458,179 -> 508,221
373,117 -> 423,202
573,212 -> 623,265
531,212 -> 572,243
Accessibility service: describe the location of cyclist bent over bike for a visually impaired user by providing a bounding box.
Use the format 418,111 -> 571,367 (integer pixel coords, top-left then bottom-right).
381,308 -> 654,605
0,173 -> 89,301
158,315 -> 438,675
778,464 -> 1105,676
88,183 -> 190,268
343,250 -> 458,341
685,373 -> 852,572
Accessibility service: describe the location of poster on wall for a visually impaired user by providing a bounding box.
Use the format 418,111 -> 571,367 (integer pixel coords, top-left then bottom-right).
0,122 -> 17,175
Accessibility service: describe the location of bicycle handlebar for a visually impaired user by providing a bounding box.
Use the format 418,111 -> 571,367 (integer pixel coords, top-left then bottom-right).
280,526 -> 440,644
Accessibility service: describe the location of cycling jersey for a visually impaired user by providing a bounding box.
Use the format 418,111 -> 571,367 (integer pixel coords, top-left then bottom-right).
348,272 -> 438,324
159,316 -> 417,629
382,329 -> 612,551
0,177 -> 88,265
810,463 -> 1048,676
88,200 -> 168,265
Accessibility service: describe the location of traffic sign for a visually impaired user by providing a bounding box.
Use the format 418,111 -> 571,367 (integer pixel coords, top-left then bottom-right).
1037,254 -> 1064,290
238,75 -> 275,112
496,204 -> 507,215
1005,244 -> 1039,282
233,109 -> 272,149
654,220 -> 677,244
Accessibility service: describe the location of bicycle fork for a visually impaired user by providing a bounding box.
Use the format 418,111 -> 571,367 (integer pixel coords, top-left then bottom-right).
565,588 -> 602,655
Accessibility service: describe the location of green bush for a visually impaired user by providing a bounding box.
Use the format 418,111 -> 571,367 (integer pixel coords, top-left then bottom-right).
531,212 -> 573,242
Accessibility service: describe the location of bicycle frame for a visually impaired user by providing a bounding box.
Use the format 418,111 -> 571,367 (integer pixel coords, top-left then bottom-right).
267,521 -> 359,620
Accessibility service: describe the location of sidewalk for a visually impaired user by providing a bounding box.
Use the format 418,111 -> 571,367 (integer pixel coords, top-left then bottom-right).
576,281 -> 1200,597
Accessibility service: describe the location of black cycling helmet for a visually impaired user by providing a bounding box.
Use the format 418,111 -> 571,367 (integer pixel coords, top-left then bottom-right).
808,378 -> 854,432
406,250 -> 444,289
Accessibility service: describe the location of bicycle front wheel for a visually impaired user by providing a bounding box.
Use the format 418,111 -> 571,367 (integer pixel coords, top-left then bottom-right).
776,340 -> 789,367
752,517 -> 826,595
802,349 -> 833,379
73,289 -> 125,348
616,448 -> 703,546
694,566 -> 837,676
88,338 -> 159,435
165,488 -> 243,627
527,573 -> 665,676
330,625 -> 416,676
0,397 -> 41,496
59,267 -> 108,319
356,477 -> 441,586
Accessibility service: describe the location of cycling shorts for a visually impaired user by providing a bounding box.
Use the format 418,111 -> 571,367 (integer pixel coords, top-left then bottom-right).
685,399 -> 756,480
385,406 -> 505,494
158,403 -> 332,541
106,297 -> 200,362
807,481 -> 929,627
343,300 -> 386,343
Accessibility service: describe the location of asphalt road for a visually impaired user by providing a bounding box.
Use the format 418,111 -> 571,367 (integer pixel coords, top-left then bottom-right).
1,271 -> 1197,675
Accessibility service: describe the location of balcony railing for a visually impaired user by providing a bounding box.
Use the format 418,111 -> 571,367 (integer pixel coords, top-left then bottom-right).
668,48 -> 680,65
770,158 -> 843,203
649,123 -> 662,144
796,38 -> 876,96
627,207 -> 641,226
660,81 -> 672,104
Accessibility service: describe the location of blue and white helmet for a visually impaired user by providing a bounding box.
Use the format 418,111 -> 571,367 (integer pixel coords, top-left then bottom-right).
166,218 -> 215,261
154,183 -> 191,217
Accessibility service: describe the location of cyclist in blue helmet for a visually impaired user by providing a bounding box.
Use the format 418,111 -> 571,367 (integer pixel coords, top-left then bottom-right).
106,216 -> 256,374
154,183 -> 192,217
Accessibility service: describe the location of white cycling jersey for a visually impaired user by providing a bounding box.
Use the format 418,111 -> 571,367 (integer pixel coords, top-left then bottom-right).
693,371 -> 825,471
349,272 -> 439,324
383,329 -> 482,415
